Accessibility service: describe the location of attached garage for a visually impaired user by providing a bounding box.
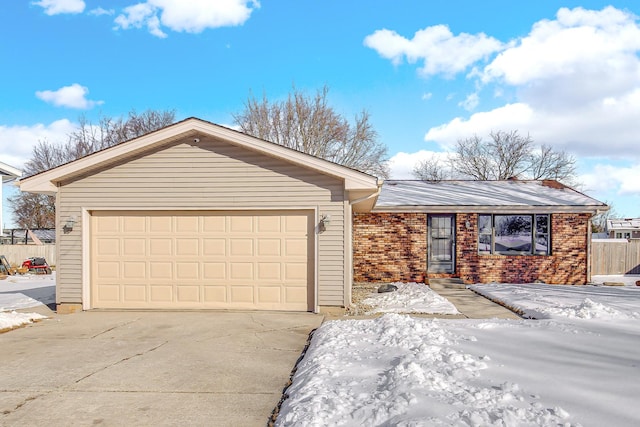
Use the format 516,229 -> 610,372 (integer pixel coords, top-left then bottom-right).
19,118 -> 380,313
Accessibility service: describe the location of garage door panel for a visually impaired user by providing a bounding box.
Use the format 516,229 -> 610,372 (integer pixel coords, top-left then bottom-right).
257,239 -> 281,256
258,262 -> 282,280
203,238 -> 226,256
96,238 -> 120,256
257,216 -> 281,232
123,285 -> 146,302
203,262 -> 226,280
96,216 -> 119,233
258,286 -> 281,304
150,285 -> 173,302
230,262 -> 253,280
285,239 -> 307,256
230,239 -> 253,256
123,238 -> 146,256
150,262 -> 172,279
177,286 -> 199,302
150,238 -> 173,255
203,286 -> 226,302
230,286 -> 254,303
176,216 -> 199,233
149,216 -> 172,233
176,238 -> 199,256
230,215 -> 253,232
96,284 -> 120,301
91,211 -> 312,311
96,261 -> 120,279
123,216 -> 146,233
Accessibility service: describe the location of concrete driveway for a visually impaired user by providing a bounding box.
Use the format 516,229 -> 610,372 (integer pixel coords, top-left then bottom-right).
0,310 -> 323,426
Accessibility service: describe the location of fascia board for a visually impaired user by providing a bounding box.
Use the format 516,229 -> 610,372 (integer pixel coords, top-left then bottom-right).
372,205 -> 609,214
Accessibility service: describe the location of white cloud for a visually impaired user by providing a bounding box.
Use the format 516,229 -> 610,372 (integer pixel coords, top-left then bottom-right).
88,7 -> 114,17
364,25 -> 503,77
581,163 -> 640,196
0,120 -> 77,169
114,0 -> 259,38
388,150 -> 451,179
36,84 -> 104,109
420,7 -> 640,157
458,93 -> 479,111
33,0 -> 85,15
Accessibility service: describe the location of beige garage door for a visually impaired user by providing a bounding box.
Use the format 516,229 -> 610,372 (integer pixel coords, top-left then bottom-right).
91,210 -> 313,311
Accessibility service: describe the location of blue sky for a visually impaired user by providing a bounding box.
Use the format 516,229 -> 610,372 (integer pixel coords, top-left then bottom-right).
2,0 -> 640,227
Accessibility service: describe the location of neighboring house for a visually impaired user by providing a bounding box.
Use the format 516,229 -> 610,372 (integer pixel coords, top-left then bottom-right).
606,218 -> 640,239
1,161 -> 22,231
18,118 -> 608,313
353,180 -> 608,286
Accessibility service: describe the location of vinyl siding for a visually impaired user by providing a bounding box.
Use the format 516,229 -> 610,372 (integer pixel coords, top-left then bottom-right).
56,138 -> 347,307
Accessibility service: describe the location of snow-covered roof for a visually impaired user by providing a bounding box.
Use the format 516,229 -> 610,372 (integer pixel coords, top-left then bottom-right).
607,218 -> 640,230
373,180 -> 608,213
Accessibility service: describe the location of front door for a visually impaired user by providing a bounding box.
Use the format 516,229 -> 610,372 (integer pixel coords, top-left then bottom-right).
428,214 -> 455,273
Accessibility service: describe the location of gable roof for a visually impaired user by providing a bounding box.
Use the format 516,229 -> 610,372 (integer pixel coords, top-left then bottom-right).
0,161 -> 21,183
18,117 -> 380,207
373,180 -> 608,213
607,218 -> 640,231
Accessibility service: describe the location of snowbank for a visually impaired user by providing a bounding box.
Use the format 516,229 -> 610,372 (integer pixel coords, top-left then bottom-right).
362,282 -> 460,315
469,282 -> 640,320
0,310 -> 47,331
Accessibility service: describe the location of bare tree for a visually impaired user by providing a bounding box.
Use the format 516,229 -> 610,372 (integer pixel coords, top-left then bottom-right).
7,193 -> 56,228
233,85 -> 389,177
432,130 -> 575,182
23,109 -> 175,176
453,131 -> 533,180
11,109 -> 176,227
528,144 -> 576,183
591,201 -> 617,233
412,158 -> 450,181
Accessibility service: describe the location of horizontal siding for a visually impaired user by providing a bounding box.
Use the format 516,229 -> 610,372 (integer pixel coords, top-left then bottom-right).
58,139 -> 347,307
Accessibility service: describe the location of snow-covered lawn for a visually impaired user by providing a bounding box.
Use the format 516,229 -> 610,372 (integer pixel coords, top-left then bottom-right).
0,272 -> 54,330
277,280 -> 640,426
362,282 -> 460,315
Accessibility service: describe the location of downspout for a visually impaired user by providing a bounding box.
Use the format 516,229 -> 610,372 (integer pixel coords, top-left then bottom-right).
345,179 -> 383,308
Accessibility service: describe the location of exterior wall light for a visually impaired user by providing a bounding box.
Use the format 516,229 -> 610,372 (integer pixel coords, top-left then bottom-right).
63,216 -> 77,234
319,214 -> 331,232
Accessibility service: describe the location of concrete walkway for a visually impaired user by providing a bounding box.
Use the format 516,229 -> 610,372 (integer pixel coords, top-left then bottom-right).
0,311 -> 323,427
428,283 -> 521,319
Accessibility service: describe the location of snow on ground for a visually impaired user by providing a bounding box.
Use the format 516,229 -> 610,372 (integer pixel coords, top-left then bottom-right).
0,272 -> 54,330
277,280 -> 640,426
470,282 -> 640,320
591,274 -> 640,287
0,310 -> 47,331
362,282 -> 460,315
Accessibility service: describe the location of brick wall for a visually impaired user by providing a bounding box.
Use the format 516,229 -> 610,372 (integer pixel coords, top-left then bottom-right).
353,212 -> 590,285
353,213 -> 427,282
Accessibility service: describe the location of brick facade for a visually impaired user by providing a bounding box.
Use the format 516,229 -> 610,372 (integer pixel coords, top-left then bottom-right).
353,212 -> 591,285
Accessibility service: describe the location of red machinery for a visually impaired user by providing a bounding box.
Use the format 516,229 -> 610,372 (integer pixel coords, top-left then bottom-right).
22,257 -> 52,275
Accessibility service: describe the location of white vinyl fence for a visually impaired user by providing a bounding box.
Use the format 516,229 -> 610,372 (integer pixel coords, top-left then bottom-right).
0,245 -> 56,266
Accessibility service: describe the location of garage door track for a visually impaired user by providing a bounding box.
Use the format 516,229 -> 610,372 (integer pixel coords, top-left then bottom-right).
0,311 -> 323,426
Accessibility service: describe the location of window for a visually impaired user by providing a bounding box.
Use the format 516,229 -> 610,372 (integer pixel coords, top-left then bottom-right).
478,214 -> 550,255
615,232 -> 631,239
